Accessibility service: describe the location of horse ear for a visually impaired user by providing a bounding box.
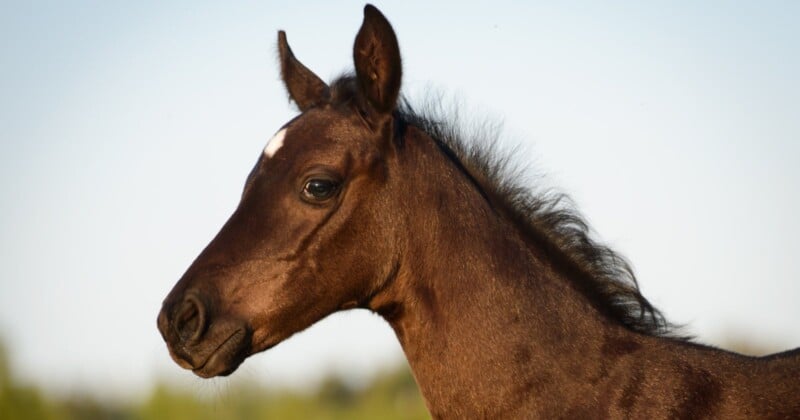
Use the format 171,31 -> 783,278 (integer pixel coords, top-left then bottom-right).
278,31 -> 330,111
353,5 -> 402,117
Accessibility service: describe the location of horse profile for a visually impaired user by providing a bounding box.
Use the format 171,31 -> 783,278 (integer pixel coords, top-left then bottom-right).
158,5 -> 800,418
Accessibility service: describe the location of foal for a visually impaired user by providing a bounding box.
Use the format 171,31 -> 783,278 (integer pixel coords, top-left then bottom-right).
159,5 -> 800,418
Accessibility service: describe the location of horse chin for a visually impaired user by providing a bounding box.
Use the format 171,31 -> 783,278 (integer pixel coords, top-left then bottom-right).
191,327 -> 251,378
163,316 -> 253,379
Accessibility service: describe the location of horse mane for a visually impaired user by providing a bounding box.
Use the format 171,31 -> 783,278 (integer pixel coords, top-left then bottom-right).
329,75 -> 676,337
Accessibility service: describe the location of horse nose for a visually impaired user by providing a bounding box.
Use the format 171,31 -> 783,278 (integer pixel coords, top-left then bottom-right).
159,291 -> 209,345
157,309 -> 169,340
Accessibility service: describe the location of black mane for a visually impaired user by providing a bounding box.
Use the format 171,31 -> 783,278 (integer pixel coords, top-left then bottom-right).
330,75 -> 675,337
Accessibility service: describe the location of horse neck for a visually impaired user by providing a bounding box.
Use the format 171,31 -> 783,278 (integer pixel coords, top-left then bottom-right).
368,126 -> 651,416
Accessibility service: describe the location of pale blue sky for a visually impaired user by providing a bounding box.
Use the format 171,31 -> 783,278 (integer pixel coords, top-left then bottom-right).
1,1 -> 798,399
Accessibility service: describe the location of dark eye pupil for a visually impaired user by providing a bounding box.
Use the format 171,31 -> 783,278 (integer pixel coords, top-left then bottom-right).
305,179 -> 337,199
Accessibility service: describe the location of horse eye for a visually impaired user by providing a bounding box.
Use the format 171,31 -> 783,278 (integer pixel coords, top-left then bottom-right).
302,178 -> 339,202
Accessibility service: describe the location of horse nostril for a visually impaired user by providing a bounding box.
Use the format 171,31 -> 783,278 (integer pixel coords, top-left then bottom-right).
174,293 -> 208,343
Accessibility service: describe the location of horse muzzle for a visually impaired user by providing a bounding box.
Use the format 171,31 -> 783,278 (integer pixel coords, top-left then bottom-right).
157,289 -> 251,378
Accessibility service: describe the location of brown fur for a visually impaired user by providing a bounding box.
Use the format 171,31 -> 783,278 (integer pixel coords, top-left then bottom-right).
158,4 -> 800,418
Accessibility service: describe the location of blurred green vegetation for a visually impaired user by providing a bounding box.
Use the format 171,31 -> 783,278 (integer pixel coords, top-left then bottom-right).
0,341 -> 429,420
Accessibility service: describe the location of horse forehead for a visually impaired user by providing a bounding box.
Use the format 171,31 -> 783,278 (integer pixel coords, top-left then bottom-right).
264,116 -> 364,157
262,126 -> 333,159
263,128 -> 287,158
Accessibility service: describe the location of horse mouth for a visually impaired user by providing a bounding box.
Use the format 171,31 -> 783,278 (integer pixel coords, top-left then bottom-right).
191,328 -> 249,378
